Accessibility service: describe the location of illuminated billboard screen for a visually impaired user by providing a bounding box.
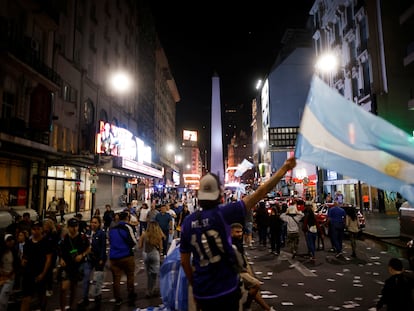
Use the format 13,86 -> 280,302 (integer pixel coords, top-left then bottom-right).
183,130 -> 198,142
96,121 -> 151,163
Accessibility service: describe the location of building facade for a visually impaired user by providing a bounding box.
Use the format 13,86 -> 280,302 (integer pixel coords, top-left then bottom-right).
0,0 -> 180,218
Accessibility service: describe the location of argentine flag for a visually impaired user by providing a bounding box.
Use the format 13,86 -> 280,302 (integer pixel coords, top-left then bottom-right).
295,75 -> 414,205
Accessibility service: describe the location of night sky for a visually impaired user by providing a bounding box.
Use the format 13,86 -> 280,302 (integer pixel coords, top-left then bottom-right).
150,1 -> 314,155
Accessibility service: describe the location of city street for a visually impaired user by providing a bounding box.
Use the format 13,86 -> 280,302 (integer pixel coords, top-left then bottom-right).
7,211 -> 411,311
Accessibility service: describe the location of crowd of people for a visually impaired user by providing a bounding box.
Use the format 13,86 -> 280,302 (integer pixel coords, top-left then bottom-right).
1,156 -> 413,310
0,197 -> 192,310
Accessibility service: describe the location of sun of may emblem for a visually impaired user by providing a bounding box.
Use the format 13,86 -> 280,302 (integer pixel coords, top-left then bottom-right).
383,161 -> 402,177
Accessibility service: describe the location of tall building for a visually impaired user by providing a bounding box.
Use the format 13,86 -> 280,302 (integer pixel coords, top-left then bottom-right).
310,0 -> 414,210
0,0 -> 179,216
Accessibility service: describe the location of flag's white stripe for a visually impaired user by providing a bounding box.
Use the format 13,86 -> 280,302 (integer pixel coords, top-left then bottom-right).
300,105 -> 414,184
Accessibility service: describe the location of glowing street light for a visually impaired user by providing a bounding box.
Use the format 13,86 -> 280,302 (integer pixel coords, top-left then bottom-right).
315,53 -> 339,73
109,71 -> 132,93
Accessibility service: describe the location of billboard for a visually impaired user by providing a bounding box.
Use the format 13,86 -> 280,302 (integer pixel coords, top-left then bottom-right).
183,130 -> 198,142
96,121 -> 151,163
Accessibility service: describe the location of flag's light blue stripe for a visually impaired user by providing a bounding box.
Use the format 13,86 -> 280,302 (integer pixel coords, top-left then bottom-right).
299,105 -> 414,184
295,75 -> 414,205
306,76 -> 414,164
296,133 -> 414,205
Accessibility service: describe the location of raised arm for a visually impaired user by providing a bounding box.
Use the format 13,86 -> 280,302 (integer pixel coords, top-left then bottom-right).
242,157 -> 296,210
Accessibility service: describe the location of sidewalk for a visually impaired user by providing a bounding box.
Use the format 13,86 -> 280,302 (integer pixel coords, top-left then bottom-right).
361,210 -> 409,248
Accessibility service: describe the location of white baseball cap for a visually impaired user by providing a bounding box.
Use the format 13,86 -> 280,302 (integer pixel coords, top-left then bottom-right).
198,173 -> 221,201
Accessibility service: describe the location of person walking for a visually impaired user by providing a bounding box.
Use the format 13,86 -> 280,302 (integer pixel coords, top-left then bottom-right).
58,218 -> 91,311
79,216 -> 107,309
42,218 -> 60,298
20,221 -> 53,311
155,204 -> 173,256
255,201 -> 270,248
375,258 -> 414,310
108,211 -> 137,306
138,221 -> 164,298
280,204 -> 304,259
180,157 -> 296,311
103,204 -> 115,232
327,201 -> 346,257
138,202 -> 150,237
345,206 -> 359,257
176,203 -> 190,238
268,205 -> 283,255
302,205 -> 319,261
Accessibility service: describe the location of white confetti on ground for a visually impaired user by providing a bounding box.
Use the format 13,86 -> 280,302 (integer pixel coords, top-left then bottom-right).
297,282 -> 304,286
281,302 -> 294,305
255,271 -> 263,275
354,297 -> 363,301
353,284 -> 363,287
261,291 -> 272,294
327,278 -> 336,282
267,272 -> 273,276
262,294 -> 278,299
343,268 -> 350,272
282,283 -> 289,287
328,306 -> 341,310
373,272 -> 380,276
328,289 -> 337,293
336,273 -> 344,276
305,293 -> 323,300
353,279 -> 361,283
262,276 -> 271,280
370,256 -> 380,260
354,276 -> 360,279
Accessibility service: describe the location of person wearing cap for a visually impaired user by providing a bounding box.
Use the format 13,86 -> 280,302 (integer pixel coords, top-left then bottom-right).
280,203 -> 304,259
375,257 -> 414,310
108,211 -> 138,306
0,233 -> 17,310
58,217 -> 91,311
180,157 -> 296,311
20,221 -> 53,311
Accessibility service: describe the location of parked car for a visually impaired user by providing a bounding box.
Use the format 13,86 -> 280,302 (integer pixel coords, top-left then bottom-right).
315,203 -> 365,231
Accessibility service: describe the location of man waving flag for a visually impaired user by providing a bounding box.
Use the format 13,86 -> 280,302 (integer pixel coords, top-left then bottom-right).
295,75 -> 414,205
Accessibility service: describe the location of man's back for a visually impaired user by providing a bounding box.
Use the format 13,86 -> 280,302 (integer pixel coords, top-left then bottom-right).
180,201 -> 245,299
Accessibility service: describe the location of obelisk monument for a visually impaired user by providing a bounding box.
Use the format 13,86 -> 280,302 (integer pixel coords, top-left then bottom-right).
210,72 -> 224,184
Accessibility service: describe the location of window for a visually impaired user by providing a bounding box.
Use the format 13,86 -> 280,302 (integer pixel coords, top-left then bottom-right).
2,92 -> 15,119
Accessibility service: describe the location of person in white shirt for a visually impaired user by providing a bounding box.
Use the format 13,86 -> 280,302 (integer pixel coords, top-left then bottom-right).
138,203 -> 150,236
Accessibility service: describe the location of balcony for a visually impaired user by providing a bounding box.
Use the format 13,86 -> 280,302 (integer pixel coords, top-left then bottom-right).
0,117 -> 50,145
0,19 -> 62,89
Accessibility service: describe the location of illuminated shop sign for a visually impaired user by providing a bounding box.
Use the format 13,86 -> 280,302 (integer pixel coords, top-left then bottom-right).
113,157 -> 163,179
96,121 -> 151,163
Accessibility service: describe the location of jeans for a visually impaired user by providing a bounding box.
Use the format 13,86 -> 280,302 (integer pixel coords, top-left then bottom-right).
143,249 -> 160,294
0,279 -> 14,310
330,222 -> 345,253
82,260 -> 106,299
305,231 -> 317,257
110,256 -> 135,300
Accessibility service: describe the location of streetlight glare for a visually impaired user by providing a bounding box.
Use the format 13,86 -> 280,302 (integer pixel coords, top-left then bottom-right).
110,71 -> 132,93
315,53 -> 338,73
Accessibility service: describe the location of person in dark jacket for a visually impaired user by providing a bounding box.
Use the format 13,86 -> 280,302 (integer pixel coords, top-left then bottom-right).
79,216 -> 107,309
268,204 -> 284,255
375,257 -> 414,310
108,211 -> 137,306
58,218 -> 90,311
255,201 -> 270,248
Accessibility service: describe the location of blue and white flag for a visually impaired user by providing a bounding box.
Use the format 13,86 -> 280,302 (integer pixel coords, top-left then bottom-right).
234,159 -> 254,177
295,75 -> 414,205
